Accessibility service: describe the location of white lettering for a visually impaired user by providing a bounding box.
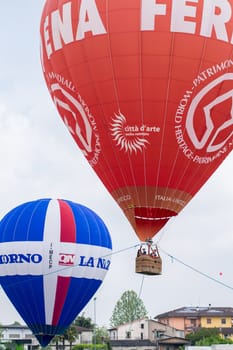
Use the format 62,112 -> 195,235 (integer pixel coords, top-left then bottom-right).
51,2 -> 74,51
43,16 -> 53,59
41,0 -> 233,58
171,0 -> 197,34
200,0 -> 232,42
59,253 -> 75,265
76,0 -> 107,40
141,0 -> 166,30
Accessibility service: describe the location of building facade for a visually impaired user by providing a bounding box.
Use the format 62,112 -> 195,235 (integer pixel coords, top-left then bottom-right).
0,324 -> 93,350
0,324 -> 38,350
109,318 -> 185,341
155,306 -> 233,336
109,318 -> 189,350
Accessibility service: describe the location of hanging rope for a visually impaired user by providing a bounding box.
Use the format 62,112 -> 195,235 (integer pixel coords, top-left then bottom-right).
138,275 -> 145,299
159,246 -> 233,291
1,242 -> 232,293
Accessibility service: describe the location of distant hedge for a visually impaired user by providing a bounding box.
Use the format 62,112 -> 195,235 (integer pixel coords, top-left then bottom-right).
72,344 -> 108,350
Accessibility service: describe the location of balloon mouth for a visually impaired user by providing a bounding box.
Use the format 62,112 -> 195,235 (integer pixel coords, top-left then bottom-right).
133,207 -> 177,241
34,334 -> 55,347
134,207 -> 177,220
135,215 -> 173,220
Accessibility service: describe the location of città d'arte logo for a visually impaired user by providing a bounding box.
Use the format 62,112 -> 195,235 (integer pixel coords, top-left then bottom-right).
175,60 -> 233,164
110,111 -> 160,154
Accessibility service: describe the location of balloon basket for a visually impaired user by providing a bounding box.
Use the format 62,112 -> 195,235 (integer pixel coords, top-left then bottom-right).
135,254 -> 162,275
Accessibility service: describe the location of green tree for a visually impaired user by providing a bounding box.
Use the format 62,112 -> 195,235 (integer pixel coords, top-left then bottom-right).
64,323 -> 78,350
186,327 -> 219,344
74,314 -> 95,329
110,290 -> 148,327
52,315 -> 94,350
0,323 -> 3,339
93,326 -> 109,344
186,328 -> 233,346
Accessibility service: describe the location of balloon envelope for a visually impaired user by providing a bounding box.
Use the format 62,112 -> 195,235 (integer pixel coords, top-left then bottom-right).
40,1 -> 233,241
0,199 -> 112,346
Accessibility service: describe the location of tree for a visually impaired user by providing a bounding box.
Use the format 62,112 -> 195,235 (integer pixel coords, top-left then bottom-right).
110,290 -> 148,327
74,314 -> 95,329
52,314 -> 94,350
93,326 -> 109,344
186,328 -> 233,346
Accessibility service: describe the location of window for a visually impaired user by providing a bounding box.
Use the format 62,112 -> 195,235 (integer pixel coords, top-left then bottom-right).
155,331 -> 161,338
190,319 -> 196,326
221,318 -> 226,324
141,332 -> 143,340
141,323 -> 144,329
25,334 -> 33,339
126,331 -> 131,339
9,334 -> 20,338
207,318 -> 212,324
112,331 -> 116,340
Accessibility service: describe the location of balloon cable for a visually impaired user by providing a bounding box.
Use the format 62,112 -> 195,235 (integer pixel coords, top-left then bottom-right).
138,275 -> 145,299
1,243 -> 233,294
159,246 -> 233,291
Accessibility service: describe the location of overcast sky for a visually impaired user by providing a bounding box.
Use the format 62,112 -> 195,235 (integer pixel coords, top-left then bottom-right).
0,1 -> 233,329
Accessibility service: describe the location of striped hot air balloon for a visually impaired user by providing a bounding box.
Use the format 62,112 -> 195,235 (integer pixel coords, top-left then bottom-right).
0,198 -> 112,347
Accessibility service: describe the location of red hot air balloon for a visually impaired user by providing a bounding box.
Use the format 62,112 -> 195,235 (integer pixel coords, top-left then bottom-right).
40,1 -> 233,260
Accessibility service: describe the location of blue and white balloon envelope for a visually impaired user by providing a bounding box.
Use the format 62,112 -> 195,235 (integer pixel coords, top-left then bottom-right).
0,199 -> 112,347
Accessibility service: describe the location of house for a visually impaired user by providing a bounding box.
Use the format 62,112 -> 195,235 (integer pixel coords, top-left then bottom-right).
185,345 -> 233,350
0,323 -> 93,349
0,323 -> 38,350
75,326 -> 93,344
108,318 -> 189,350
155,306 -> 233,336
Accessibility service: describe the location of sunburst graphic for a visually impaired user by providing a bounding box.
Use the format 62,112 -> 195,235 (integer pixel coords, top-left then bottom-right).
110,111 -> 149,154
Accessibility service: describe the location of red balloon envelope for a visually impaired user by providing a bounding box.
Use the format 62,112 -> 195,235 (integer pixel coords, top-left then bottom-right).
40,0 -> 233,242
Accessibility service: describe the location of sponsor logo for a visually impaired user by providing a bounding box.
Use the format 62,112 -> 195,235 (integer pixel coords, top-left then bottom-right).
117,194 -> 132,204
59,253 -> 75,266
47,72 -> 101,167
110,111 -> 160,154
0,254 -> 42,264
49,243 -> 53,269
58,254 -> 111,270
79,256 -> 111,270
175,61 -> 233,163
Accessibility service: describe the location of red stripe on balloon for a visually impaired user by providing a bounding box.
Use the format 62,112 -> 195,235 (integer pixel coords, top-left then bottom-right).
58,200 -> 76,243
52,276 -> 70,325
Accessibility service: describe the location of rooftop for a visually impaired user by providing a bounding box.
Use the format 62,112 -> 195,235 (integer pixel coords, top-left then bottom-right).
155,307 -> 233,319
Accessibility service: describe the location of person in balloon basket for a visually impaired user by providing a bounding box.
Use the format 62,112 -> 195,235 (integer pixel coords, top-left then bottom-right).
137,246 -> 147,256
150,248 -> 158,258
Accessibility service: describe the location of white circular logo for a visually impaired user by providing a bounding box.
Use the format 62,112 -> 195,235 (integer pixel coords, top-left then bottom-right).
186,73 -> 233,153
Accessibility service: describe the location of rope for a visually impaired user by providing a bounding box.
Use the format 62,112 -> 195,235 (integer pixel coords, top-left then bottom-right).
138,275 -> 145,299
1,242 -> 232,294
159,246 -> 233,291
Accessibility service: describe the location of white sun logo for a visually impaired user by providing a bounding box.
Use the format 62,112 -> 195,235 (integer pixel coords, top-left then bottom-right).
110,111 -> 149,154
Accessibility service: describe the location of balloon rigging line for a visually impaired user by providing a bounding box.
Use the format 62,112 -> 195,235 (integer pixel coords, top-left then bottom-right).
0,244 -> 141,290
1,243 -> 232,294
109,243 -> 140,257
159,246 -> 233,291
138,275 -> 145,299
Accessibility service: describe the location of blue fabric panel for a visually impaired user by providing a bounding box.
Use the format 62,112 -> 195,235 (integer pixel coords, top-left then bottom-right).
0,199 -> 50,242
0,275 -> 45,329
58,277 -> 102,327
64,200 -> 112,249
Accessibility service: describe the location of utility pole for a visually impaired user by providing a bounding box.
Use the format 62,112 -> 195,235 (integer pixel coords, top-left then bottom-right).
94,297 -> 97,350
